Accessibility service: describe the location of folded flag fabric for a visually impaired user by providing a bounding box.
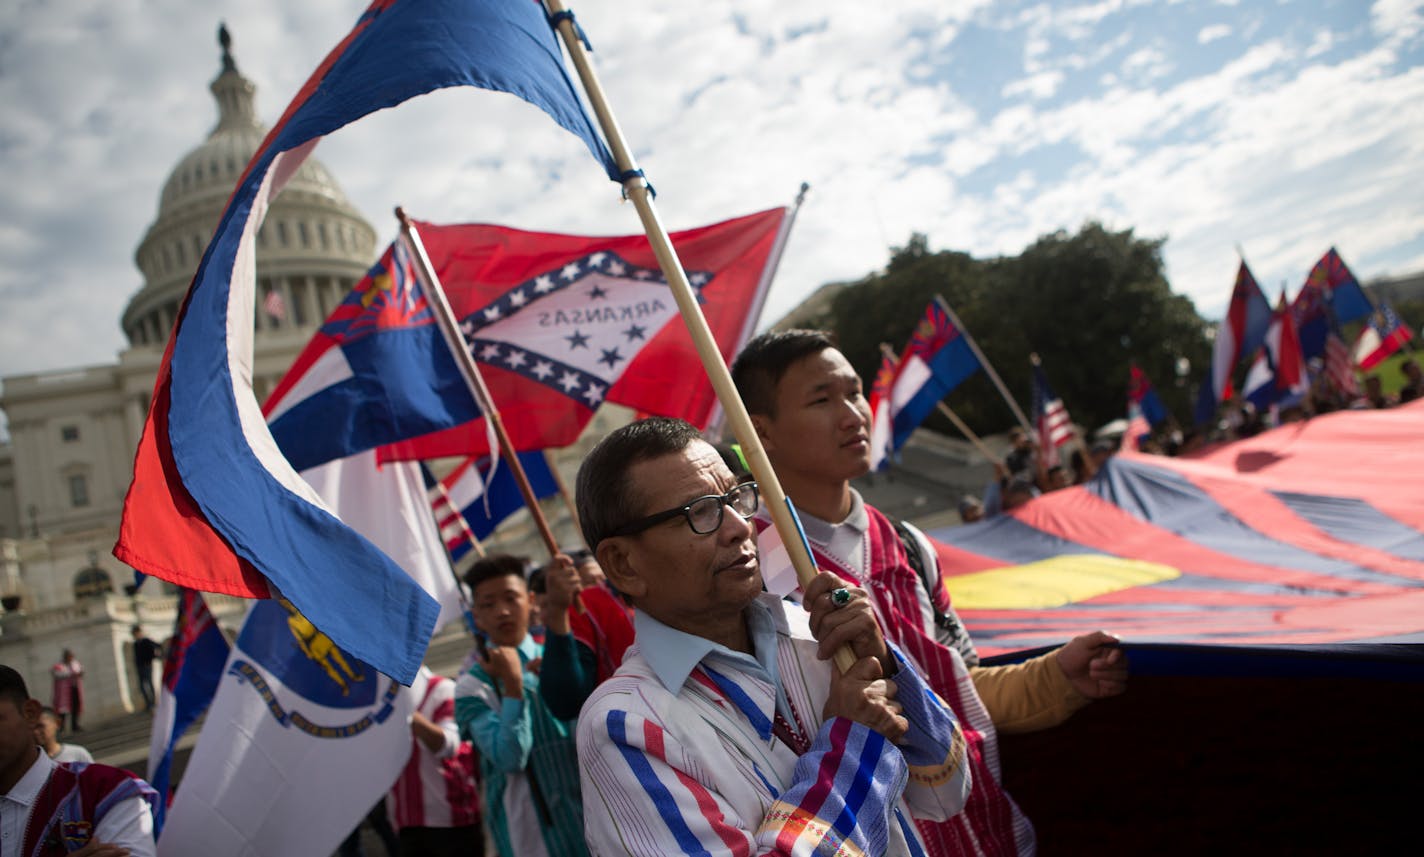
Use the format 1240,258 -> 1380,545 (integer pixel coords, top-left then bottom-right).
887,297 -> 981,450
435,451 -> 560,561
1128,364 -> 1170,427
114,0 -> 617,684
1354,302 -> 1413,371
868,349 -> 900,472
1032,360 -> 1074,467
1195,260 -> 1272,425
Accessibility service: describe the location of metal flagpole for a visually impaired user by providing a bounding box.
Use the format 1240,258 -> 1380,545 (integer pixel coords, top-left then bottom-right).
396,209 -> 561,560
545,0 -> 852,670
935,294 -> 1033,434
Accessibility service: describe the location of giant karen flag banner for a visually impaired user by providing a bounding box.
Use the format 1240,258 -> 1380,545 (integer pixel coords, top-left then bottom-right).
114,0 -> 619,684
159,449 -> 461,855
926,402 -> 1424,659
378,208 -> 788,461
887,297 -> 981,450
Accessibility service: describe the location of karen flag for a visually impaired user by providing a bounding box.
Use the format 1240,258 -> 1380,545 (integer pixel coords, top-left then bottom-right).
1354,302 -> 1413,370
1128,364 -> 1170,427
265,240 -> 481,472
379,208 -> 788,461
1243,296 -> 1308,411
146,589 -> 229,834
114,0 -> 618,684
435,451 -> 560,561
1195,260 -> 1272,425
887,297 -> 981,450
867,349 -> 900,472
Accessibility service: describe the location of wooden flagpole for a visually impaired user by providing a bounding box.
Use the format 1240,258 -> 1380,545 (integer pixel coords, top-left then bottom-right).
396,210 -> 561,560
878,343 -> 997,462
546,0 -> 852,671
934,294 -> 1032,434
543,450 -> 588,551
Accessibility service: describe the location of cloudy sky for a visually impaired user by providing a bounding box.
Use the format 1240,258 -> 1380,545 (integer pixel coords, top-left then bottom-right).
2,0 -> 1422,393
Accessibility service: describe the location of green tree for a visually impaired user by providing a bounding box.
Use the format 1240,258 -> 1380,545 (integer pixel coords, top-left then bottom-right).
823,223 -> 1211,436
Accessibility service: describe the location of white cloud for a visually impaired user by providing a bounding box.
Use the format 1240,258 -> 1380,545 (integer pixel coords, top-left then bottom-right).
1197,24 -> 1232,44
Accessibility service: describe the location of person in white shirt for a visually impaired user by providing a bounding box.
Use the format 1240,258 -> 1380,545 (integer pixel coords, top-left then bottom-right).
35,708 -> 93,765
0,665 -> 157,857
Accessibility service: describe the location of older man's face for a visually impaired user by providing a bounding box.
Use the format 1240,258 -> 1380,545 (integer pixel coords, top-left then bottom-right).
616,441 -> 762,636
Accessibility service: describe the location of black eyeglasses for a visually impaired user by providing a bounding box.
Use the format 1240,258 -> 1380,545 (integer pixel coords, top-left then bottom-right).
606,482 -> 760,539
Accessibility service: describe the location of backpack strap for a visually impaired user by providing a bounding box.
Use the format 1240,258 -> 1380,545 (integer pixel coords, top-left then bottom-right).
891,518 -> 980,667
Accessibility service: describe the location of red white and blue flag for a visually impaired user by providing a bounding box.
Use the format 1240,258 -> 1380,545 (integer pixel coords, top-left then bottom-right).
867,349 -> 900,472
1195,260 -> 1273,425
1294,248 -> 1375,360
1032,359 -> 1074,467
146,589 -> 229,834
114,0 -> 619,684
379,208 -> 788,461
265,240 -> 481,472
885,297 -> 981,451
1128,364 -> 1170,427
1354,302 -> 1413,370
433,451 -> 560,561
1243,295 -> 1309,410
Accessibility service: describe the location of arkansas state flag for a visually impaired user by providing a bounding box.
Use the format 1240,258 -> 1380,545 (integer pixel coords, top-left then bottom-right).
114,0 -> 618,684
888,296 -> 981,450
380,208 -> 788,460
1195,260 -> 1272,425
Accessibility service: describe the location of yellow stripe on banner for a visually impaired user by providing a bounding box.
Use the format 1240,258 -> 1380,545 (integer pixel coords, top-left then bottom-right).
944,554 -> 1180,610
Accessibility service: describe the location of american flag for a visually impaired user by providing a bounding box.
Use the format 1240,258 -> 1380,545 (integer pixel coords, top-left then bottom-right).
263,288 -> 286,321
1323,330 -> 1360,399
1032,357 -> 1073,467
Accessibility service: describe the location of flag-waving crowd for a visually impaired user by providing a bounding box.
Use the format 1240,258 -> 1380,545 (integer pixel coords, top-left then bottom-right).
3,2 -> 1410,856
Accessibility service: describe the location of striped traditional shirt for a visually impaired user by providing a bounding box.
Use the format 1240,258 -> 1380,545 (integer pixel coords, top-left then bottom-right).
766,492 -> 1040,856
387,668 -> 480,831
579,592 -> 971,855
455,635 -> 586,857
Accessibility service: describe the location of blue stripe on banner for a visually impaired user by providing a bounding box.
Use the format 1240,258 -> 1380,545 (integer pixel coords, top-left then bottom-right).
702,666 -> 772,741
1271,491 -> 1424,562
894,807 -> 929,857
933,515 -> 1100,565
607,710 -> 712,857
1093,458 -> 1421,587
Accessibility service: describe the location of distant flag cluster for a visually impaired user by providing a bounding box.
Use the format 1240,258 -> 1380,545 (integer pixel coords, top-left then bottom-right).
1195,260 -> 1272,425
1127,364 -> 1169,427
1242,295 -> 1308,411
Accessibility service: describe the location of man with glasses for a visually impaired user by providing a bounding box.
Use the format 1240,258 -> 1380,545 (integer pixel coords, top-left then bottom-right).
733,329 -> 1129,856
574,417 -> 971,855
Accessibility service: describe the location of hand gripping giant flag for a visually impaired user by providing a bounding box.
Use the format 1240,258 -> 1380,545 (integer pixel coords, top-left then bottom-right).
378,207 -> 789,460
114,0 -> 619,684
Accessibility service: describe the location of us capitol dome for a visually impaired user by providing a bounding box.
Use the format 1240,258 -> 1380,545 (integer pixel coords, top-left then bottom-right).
0,26 -> 384,716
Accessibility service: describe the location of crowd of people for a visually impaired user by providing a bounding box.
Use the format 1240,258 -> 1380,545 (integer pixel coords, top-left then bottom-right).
2,327 -> 1132,855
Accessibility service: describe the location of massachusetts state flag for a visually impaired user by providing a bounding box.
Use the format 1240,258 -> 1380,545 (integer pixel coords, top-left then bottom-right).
380,208 -> 788,461
434,451 -> 560,561
146,589 -> 229,834
1032,359 -> 1074,467
1195,260 -> 1272,425
114,0 -> 618,684
867,349 -> 900,472
1354,302 -> 1413,370
887,297 -> 981,450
